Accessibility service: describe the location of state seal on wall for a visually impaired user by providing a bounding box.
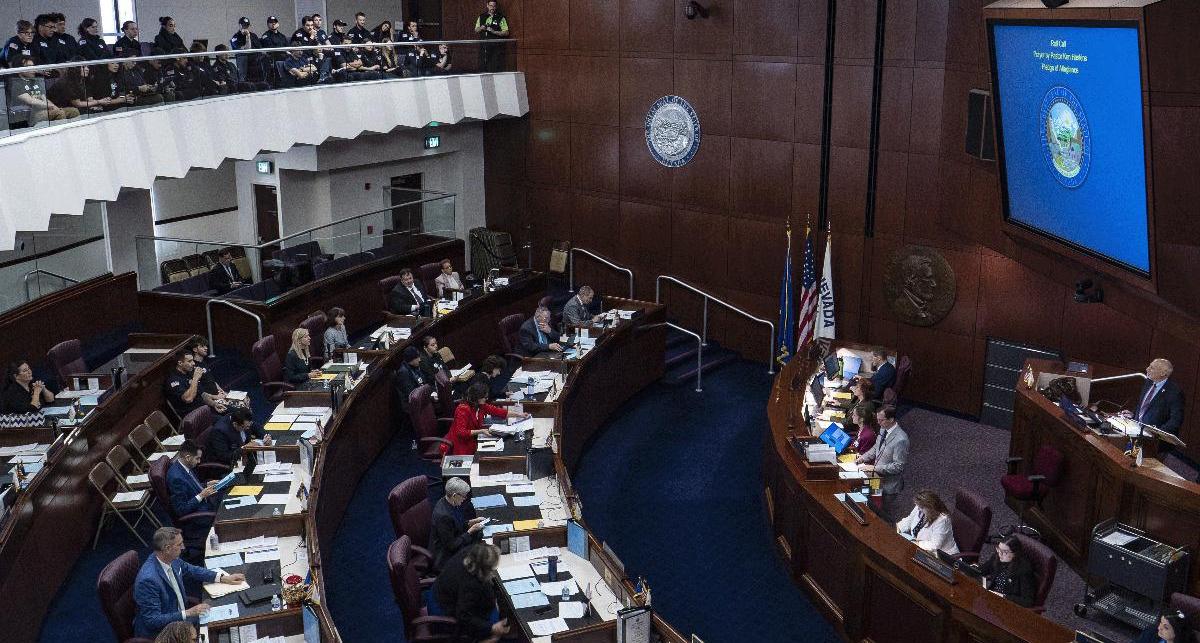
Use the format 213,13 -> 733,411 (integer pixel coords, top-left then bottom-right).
883,246 -> 957,327
645,95 -> 701,168
1039,86 -> 1091,188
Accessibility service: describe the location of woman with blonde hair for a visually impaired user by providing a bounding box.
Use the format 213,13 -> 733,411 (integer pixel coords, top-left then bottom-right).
895,489 -> 958,554
283,327 -> 322,384
432,543 -> 510,643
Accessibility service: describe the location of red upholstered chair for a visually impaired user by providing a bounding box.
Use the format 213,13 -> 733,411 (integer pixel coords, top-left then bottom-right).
192,427 -> 232,482
882,355 -> 912,405
252,335 -> 295,403
380,275 -> 405,314
47,339 -> 88,388
300,311 -> 328,362
97,550 -> 154,643
180,406 -> 214,442
407,385 -> 452,463
1001,445 -> 1064,539
148,456 -> 215,539
1014,533 -> 1057,614
433,371 -> 455,419
418,262 -> 441,297
498,313 -> 526,362
1169,592 -> 1200,643
950,488 -> 992,564
388,536 -> 456,642
388,476 -> 435,577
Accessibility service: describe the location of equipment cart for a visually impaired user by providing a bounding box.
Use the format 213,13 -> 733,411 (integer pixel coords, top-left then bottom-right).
1074,519 -> 1189,630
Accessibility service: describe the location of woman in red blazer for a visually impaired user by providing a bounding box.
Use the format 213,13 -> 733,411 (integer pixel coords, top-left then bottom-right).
446,381 -> 529,456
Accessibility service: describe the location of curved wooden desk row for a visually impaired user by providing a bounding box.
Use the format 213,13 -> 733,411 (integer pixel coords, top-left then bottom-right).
138,237 -> 464,360
765,344 -> 1075,643
1013,358 -> 1200,596
0,332 -> 192,642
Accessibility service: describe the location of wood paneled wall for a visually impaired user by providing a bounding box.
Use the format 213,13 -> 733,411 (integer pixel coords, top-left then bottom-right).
457,0 -> 1200,461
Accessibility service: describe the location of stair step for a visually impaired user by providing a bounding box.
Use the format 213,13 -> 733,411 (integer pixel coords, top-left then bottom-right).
665,347 -> 699,368
665,353 -> 738,385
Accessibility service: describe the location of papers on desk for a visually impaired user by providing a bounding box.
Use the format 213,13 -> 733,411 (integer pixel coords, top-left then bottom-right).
484,524 -> 514,538
540,579 -> 578,597
112,490 -> 145,504
476,472 -> 527,486
147,452 -> 173,462
54,388 -> 103,400
199,602 -> 239,624
470,494 -> 507,510
491,418 -> 534,437
559,602 -> 586,619
161,434 -> 186,447
509,536 -> 530,554
512,495 -> 541,507
837,462 -> 859,472
262,473 -> 293,483
838,471 -> 867,480
220,535 -> 279,552
511,591 -> 550,609
477,438 -> 504,453
228,485 -> 263,497
834,492 -> 869,504
0,443 -> 43,457
204,570 -> 249,598
257,462 -> 293,476
506,481 -> 536,494
1101,531 -> 1140,547
264,422 -> 292,431
498,563 -> 534,580
257,494 -> 290,506
503,577 -> 541,595
513,546 -> 559,562
10,453 -> 45,464
205,552 -> 244,569
224,496 -> 257,509
529,617 -> 570,636
451,364 -> 473,379
512,519 -> 541,531
245,547 -> 281,564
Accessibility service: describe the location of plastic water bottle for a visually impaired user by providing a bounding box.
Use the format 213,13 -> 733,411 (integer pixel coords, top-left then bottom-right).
561,585 -> 570,601
272,506 -> 282,517
526,377 -> 535,396
209,531 -> 220,552
271,594 -> 282,611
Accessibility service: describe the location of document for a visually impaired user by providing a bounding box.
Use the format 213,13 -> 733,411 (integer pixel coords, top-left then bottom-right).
838,471 -> 866,480
126,473 -> 149,485
291,421 -> 320,434
540,579 -> 578,597
498,563 -> 534,580
484,524 -> 514,538
147,452 -> 172,462
111,490 -> 144,504
257,494 -> 290,506
470,494 -> 507,510
559,602 -> 586,619
205,552 -> 244,569
199,602 -> 239,624
502,577 -> 541,596
512,519 -> 541,531
837,462 -> 859,472
1101,531 -> 1139,547
451,364 -> 473,378
225,391 -> 248,402
0,443 -> 40,456
528,617 -> 569,636
223,496 -> 257,509
509,536 -> 531,554
264,422 -> 293,431
204,571 -> 249,598
506,482 -> 536,494
228,485 -> 263,497
511,591 -> 550,609
262,473 -> 293,483
477,439 -> 504,453
221,536 -> 278,552
244,548 -> 281,564
162,434 -> 186,447
512,495 -> 541,507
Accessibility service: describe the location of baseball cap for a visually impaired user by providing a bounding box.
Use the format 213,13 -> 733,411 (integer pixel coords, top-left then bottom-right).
238,17 -> 250,27
332,19 -> 347,27
267,16 -> 279,23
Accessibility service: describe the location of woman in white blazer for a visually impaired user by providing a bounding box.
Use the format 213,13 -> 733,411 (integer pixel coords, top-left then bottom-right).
895,489 -> 959,555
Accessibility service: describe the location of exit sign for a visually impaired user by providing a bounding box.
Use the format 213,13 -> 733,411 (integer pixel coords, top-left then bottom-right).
424,135 -> 441,150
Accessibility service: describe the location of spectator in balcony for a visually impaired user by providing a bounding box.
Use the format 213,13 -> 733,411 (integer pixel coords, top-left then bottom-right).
475,1 -> 509,72
312,14 -> 329,45
113,21 -> 140,59
141,47 -> 177,102
398,20 -> 422,77
291,16 -> 331,81
154,17 -> 185,56
212,45 -> 269,92
328,19 -> 349,45
284,327 -> 323,384
10,57 -> 80,122
260,15 -> 288,58
77,18 -> 109,60
291,15 -> 316,46
188,42 -> 227,95
332,45 -> 375,82
208,247 -> 247,294
90,61 -> 140,109
282,48 -> 318,86
431,43 -> 453,75
116,58 -> 165,105
229,17 -> 260,81
32,14 -> 68,66
168,49 -> 204,100
48,64 -> 106,114
349,12 -> 372,44
356,44 -> 386,79
3,21 -> 35,68
53,13 -> 78,60
371,21 -> 401,75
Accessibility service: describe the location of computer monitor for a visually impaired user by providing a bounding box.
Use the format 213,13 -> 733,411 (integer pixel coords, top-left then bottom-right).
303,604 -> 321,643
823,355 -> 841,380
567,519 -> 588,560
819,423 -> 852,455
841,355 -> 863,380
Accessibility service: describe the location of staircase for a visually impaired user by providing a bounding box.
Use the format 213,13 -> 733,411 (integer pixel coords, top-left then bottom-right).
661,326 -> 739,389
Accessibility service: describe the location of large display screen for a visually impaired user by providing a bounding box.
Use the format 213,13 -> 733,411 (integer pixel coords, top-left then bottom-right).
989,21 -> 1150,274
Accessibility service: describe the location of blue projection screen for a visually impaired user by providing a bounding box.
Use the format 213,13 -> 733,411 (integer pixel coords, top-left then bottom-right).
989,22 -> 1150,274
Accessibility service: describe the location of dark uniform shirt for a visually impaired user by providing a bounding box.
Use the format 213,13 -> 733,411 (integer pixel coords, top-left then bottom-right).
430,49 -> 451,73
2,37 -> 32,67
1,384 -> 38,414
10,76 -> 46,105
32,34 -> 66,65
55,32 -> 78,59
398,32 -> 421,66
165,370 -> 205,417
76,34 -> 109,60
230,30 -> 260,50
113,35 -> 140,58
348,25 -> 371,44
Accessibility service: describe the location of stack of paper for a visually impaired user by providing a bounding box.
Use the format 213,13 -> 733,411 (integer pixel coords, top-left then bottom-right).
220,535 -> 278,552
205,552 -> 244,569
529,617 -> 569,636
226,390 -> 249,402
513,546 -> 559,562
203,569 -> 250,598
0,443 -> 41,457
470,494 -> 507,510
257,462 -> 293,476
498,563 -> 533,580
199,603 -> 239,624
245,548 -> 281,563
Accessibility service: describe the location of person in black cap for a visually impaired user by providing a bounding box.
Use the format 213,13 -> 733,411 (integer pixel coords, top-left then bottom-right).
259,16 -> 289,84
229,16 -> 260,82
328,20 -> 349,45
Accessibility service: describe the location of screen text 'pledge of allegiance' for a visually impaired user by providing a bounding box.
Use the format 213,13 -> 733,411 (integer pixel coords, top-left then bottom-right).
1033,39 -> 1087,75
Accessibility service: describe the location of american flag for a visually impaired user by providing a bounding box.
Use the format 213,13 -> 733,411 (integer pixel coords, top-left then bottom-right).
796,228 -> 818,347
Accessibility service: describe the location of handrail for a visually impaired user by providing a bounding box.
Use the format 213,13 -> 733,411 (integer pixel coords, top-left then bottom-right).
642,321 -> 703,392
655,274 -> 776,374
205,298 -> 264,357
569,248 -> 634,299
23,269 -> 78,301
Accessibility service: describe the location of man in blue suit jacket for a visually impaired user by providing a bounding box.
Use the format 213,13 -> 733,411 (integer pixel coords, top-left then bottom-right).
133,527 -> 245,638
203,406 -> 269,467
867,348 -> 896,400
1129,358 -> 1185,437
167,440 -> 221,518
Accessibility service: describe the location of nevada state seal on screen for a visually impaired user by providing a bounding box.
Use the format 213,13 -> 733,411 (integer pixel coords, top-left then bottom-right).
645,95 -> 701,168
1039,86 -> 1091,188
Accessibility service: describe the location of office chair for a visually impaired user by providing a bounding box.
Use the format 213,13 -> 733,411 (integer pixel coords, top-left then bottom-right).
418,262 -> 441,296
950,488 -> 992,564
252,335 -> 295,403
47,339 -> 87,389
96,551 -> 154,643
498,313 -> 526,364
300,310 -> 328,363
1000,445 -> 1064,539
388,536 -> 456,643
1169,593 -> 1200,643
387,476 -> 435,579
882,354 -> 912,405
179,406 -> 215,442
379,275 -> 405,315
433,371 -> 455,419
408,385 -> 453,463
1014,533 -> 1058,614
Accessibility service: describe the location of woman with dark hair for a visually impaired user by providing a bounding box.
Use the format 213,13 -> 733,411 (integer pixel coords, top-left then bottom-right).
90,61 -> 136,109
978,536 -> 1038,607
471,355 -> 509,400
153,620 -> 198,643
446,381 -> 528,456
1132,609 -> 1192,643
370,21 -> 401,75
154,17 -> 185,55
895,489 -> 958,554
2,361 -> 54,414
849,401 -> 878,454
323,307 -> 349,357
432,543 -> 510,643
851,378 -> 875,406
47,64 -> 115,113
76,18 -> 109,59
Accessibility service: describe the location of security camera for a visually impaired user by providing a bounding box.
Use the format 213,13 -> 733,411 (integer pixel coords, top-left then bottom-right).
684,1 -> 709,20
1074,277 -> 1103,304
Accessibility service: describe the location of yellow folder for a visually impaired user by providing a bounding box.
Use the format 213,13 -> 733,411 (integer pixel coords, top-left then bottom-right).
227,485 -> 263,497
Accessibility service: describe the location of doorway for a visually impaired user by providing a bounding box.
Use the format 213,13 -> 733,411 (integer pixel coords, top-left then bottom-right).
253,183 -> 280,269
390,173 -> 423,235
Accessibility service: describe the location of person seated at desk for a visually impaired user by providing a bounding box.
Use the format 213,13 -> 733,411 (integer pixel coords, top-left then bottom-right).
895,490 -> 958,554
165,350 -> 225,418
187,335 -> 228,404
519,306 -> 563,355
849,401 -> 878,454
419,335 -> 475,387
323,306 -> 350,358
284,328 -> 323,384
858,348 -> 894,400
1122,358 -> 1184,439
977,535 -> 1037,608
850,379 -> 874,407
207,246 -> 247,295
203,406 -> 270,467
133,527 -> 245,639
1132,609 -> 1192,643
431,476 -> 486,572
154,621 -> 199,643
562,285 -> 603,327
431,542 -> 510,643
388,268 -> 430,315
471,355 -> 509,400
435,258 -> 465,298
1,360 -> 54,414
447,382 -> 529,456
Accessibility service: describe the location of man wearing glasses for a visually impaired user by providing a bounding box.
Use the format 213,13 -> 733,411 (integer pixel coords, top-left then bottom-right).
133,527 -> 246,638
2,20 -> 34,68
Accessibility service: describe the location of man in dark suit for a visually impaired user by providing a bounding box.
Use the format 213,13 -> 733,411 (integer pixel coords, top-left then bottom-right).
388,268 -> 429,315
519,306 -> 562,355
562,285 -> 602,327
207,247 -> 246,294
430,477 -> 485,572
133,527 -> 245,639
203,406 -> 269,467
867,348 -> 896,400
166,440 -> 220,552
393,346 -> 427,441
1128,358 -> 1185,437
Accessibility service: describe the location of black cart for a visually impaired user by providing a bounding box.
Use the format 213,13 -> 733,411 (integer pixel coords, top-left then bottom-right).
1074,519 -> 1190,630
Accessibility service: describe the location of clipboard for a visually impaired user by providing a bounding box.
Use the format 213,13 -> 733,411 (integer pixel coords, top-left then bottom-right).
616,605 -> 651,643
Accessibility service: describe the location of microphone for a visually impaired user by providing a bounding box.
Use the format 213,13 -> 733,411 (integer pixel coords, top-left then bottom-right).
1089,372 -> 1148,384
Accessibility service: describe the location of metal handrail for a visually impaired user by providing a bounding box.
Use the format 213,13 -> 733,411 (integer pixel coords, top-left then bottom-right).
206,298 -> 264,357
642,321 -> 703,392
569,248 -> 634,299
23,269 -> 78,301
655,274 -> 776,374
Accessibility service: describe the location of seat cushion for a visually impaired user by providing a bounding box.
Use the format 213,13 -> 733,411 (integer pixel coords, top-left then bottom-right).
1000,473 -> 1034,499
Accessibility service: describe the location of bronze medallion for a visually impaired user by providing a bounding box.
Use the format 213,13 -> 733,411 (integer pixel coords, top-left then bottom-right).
883,245 -> 956,327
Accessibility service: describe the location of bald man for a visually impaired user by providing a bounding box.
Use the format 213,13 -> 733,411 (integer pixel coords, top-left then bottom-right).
1125,358 -> 1184,438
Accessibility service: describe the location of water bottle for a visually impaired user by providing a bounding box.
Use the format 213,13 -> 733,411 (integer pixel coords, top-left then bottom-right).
561,585 -> 571,601
272,506 -> 282,517
526,377 -> 535,396
547,555 -> 558,581
209,531 -> 220,552
271,594 -> 281,611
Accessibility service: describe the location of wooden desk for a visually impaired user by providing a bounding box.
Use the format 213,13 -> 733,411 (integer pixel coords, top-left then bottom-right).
764,344 -> 1075,643
1012,358 -> 1200,596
